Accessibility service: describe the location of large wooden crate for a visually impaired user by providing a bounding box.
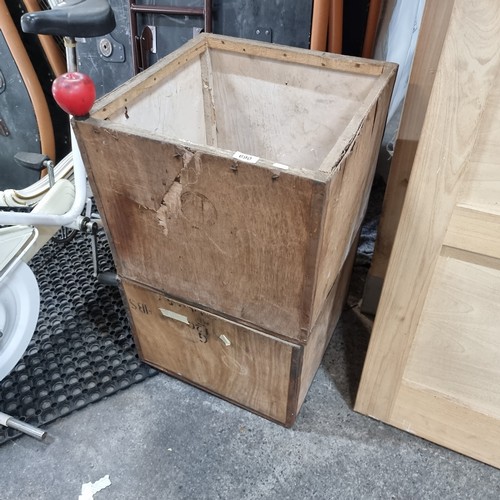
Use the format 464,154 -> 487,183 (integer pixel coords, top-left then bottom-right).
74,35 -> 395,424
74,34 -> 396,342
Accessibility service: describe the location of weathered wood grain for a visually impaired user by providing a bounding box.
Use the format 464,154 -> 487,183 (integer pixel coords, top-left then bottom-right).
122,279 -> 298,425
355,0 -> 500,468
361,0 -> 455,313
121,235 -> 357,426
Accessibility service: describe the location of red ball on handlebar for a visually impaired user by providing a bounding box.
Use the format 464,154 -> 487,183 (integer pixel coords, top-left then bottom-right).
52,72 -> 96,118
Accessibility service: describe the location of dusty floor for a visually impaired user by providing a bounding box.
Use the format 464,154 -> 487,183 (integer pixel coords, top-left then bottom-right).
2,257 -> 500,500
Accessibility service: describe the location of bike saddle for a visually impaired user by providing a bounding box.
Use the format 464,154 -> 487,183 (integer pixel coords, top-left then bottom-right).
20,0 -> 116,38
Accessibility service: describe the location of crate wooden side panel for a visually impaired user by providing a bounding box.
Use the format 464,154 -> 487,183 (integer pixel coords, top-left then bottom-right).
122,278 -> 301,426
75,120 -> 323,341
207,49 -> 378,171
93,35 -> 207,120
309,68 -> 395,327
355,0 -> 500,469
106,55 -> 207,147
297,230 -> 359,409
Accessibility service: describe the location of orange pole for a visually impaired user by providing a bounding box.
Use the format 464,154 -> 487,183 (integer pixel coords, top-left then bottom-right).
327,0 -> 343,53
310,0 -> 330,51
0,0 -> 55,161
23,0 -> 66,77
362,0 -> 382,58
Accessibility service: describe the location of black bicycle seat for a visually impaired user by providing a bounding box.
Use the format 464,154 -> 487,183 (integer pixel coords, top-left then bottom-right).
21,0 -> 116,38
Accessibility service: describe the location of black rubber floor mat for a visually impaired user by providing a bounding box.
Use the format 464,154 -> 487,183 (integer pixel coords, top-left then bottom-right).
0,228 -> 157,444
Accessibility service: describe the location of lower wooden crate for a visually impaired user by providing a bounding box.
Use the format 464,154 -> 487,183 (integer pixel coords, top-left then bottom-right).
121,236 -> 356,426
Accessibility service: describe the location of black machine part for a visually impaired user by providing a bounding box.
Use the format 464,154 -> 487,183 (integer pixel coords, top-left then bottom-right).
21,0 -> 116,38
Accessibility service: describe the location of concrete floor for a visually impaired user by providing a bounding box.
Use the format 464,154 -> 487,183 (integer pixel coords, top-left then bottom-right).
2,259 -> 500,500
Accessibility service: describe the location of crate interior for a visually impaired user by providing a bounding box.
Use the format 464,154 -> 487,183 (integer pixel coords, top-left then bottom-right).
105,45 -> 378,172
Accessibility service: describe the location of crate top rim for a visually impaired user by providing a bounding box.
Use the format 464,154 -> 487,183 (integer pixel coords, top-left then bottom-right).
93,33 -> 397,116
76,117 -> 327,182
82,34 -> 397,181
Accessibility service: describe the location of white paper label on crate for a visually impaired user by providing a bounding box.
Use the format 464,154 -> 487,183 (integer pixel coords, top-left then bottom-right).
159,308 -> 190,325
272,162 -> 289,170
233,151 -> 260,164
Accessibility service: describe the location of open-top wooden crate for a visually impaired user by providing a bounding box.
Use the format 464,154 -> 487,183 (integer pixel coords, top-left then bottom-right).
74,34 -> 395,424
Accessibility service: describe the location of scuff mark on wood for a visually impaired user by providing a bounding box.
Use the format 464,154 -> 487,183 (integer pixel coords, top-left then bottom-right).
155,148 -> 204,235
183,150 -> 203,186
156,179 -> 183,236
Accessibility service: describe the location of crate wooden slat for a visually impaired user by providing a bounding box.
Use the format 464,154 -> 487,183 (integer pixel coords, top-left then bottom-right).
74,34 -> 396,342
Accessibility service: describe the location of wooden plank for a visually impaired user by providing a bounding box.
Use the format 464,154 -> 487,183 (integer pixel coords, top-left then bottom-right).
355,0 -> 500,424
105,55 -> 206,146
208,49 -> 382,171
199,48 -> 217,147
205,34 -> 387,76
318,63 -> 397,174
122,279 -> 298,425
298,231 -> 359,409
310,74 -> 395,326
93,35 -> 208,120
458,81 -> 500,214
459,163 -> 500,215
468,75 -> 500,165
361,0 -> 455,313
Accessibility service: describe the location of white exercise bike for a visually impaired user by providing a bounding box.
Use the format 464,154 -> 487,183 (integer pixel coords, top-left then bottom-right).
0,0 -> 116,439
